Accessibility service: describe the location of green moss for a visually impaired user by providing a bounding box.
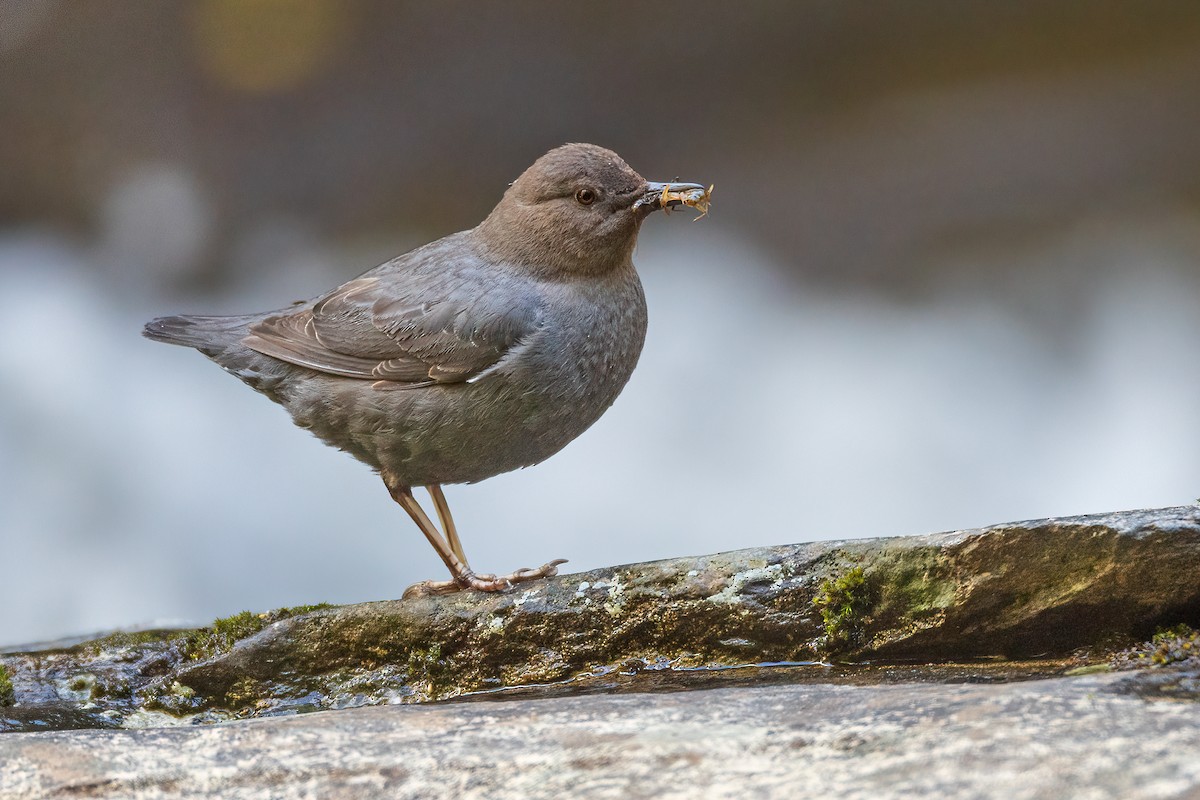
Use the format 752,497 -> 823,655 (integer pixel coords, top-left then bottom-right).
280,603 -> 334,616
813,567 -> 868,648
864,549 -> 957,638
1113,624 -> 1200,669
1153,624 -> 1197,645
0,663 -> 14,707
83,605 -> 334,663
174,613 -> 261,662
179,604 -> 335,662
212,611 -> 268,645
813,555 -> 952,653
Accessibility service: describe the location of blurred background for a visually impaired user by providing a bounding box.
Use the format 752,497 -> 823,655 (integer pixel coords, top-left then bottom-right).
3,1 -> 1199,646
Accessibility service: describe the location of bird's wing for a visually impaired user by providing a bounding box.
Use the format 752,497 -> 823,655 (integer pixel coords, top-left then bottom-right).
243,246 -> 542,385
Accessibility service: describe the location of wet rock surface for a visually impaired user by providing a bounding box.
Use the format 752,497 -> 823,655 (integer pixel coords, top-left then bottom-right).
3,672 -> 1199,800
1,506 -> 1198,731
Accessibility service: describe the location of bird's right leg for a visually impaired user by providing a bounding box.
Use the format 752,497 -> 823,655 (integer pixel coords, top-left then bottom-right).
382,475 -> 511,597
424,484 -> 567,590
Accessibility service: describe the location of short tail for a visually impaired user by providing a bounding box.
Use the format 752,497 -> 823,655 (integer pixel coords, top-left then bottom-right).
144,312 -> 292,397
142,314 -> 255,350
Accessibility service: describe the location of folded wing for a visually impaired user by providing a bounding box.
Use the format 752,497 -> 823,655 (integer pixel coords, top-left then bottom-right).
244,243 -> 542,386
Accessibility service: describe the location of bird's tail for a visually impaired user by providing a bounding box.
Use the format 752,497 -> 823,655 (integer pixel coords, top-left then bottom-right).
142,314 -> 256,351
144,312 -> 294,398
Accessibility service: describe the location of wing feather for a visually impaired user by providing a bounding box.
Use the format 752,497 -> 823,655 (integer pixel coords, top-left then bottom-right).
243,235 -> 541,386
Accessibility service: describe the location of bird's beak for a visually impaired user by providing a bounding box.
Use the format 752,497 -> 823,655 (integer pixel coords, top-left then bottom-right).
634,181 -> 713,218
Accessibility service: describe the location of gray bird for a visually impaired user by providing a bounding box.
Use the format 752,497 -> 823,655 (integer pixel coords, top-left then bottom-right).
144,143 -> 709,597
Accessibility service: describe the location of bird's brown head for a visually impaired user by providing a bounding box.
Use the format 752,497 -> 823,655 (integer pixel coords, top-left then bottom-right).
477,143 -> 707,277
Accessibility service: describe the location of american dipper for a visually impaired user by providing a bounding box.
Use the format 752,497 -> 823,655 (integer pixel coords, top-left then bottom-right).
144,143 -> 710,597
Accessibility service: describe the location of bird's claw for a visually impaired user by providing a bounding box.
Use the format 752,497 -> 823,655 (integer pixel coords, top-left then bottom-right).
401,579 -> 463,599
401,559 -> 568,599
505,558 -> 568,583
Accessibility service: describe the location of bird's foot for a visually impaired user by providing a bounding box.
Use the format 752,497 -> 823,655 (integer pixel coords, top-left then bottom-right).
402,578 -> 465,598
502,558 -> 568,585
401,559 -> 568,599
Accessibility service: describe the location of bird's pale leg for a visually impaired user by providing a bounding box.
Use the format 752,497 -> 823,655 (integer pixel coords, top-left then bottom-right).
384,481 -> 509,597
424,483 -> 568,590
427,484 -> 467,566
382,475 -> 568,598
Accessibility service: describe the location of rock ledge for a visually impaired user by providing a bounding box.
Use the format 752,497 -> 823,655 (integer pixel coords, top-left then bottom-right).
2,505 -> 1198,731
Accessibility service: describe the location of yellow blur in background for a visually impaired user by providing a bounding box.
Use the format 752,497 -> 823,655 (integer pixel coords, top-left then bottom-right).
192,0 -> 348,94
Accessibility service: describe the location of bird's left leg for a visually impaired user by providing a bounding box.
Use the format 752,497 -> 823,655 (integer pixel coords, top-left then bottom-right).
425,484 -> 567,591
427,484 -> 467,565
381,473 -> 568,599
381,475 -> 511,598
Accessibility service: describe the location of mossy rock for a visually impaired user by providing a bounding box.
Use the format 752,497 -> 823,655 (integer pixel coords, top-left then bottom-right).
2,506 -> 1198,731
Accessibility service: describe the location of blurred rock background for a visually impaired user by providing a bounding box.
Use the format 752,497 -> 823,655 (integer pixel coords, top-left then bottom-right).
2,1 -> 1199,646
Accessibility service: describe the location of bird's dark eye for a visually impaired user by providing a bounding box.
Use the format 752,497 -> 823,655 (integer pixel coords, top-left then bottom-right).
575,188 -> 596,205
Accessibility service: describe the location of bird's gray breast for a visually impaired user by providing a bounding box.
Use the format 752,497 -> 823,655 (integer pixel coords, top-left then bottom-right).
458,269 -> 649,478
518,271 -> 648,425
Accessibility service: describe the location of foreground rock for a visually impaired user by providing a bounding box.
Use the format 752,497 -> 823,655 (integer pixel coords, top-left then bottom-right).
1,506 -> 1198,730
3,671 -> 1199,800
